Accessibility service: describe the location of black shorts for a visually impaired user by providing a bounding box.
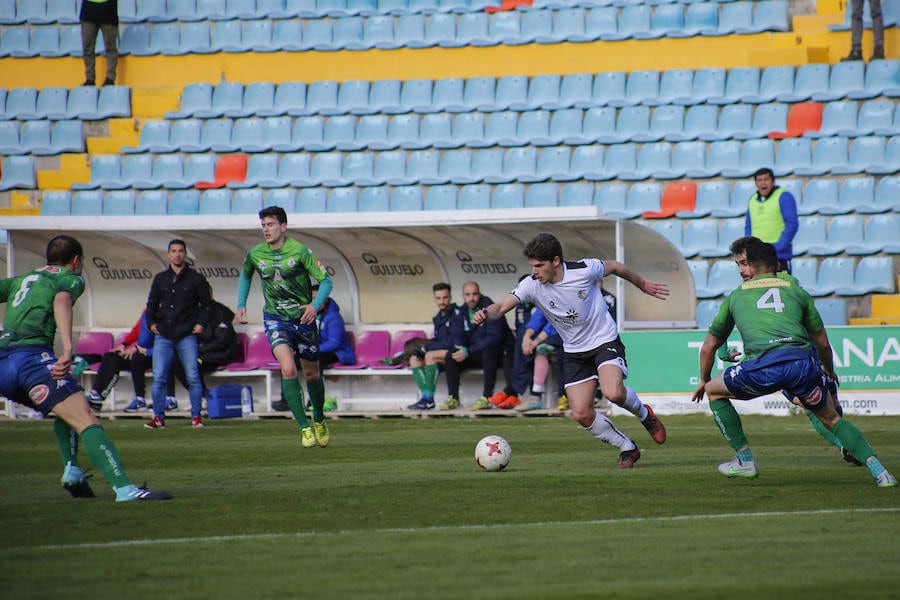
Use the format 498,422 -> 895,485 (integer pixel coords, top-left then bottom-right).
562,337 -> 628,388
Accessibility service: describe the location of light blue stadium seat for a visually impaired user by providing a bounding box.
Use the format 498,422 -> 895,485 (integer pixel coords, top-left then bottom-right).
396,14 -> 428,47
281,0 -> 325,18
670,142 -> 708,178
311,151 -> 350,186
194,82 -> 242,118
674,2 -> 718,37
667,104 -> 716,142
495,146 -> 538,183
467,148 -> 503,183
270,19 -> 305,51
0,121 -> 21,154
603,143 -> 642,181
78,86 -> 130,120
488,183 -> 523,208
695,218 -> 742,258
519,8 -> 552,43
24,87 -> 69,121
532,146 -> 571,182
641,105 -> 684,142
747,0 -> 788,33
162,0 -> 197,21
3,88 -> 37,120
200,118 -> 236,152
707,104 -> 752,141
577,107 -> 615,144
301,19 -> 338,51
552,74 -> 591,110
359,186 -> 390,211
814,299 -> 847,326
454,183 -> 488,209
676,67 -> 725,106
384,114 -> 423,150
59,24 -> 83,56
177,21 -> 216,54
617,182 -> 661,218
421,113 -> 456,149
390,186 -> 423,211
420,13 -> 456,47
861,176 -> 900,214
807,101 -> 858,138
517,109 -> 553,146
858,99 -> 895,136
454,13 -> 495,47
482,111 -> 519,147
243,20 -> 277,51
777,63 -> 829,103
30,26 -> 66,58
264,81 -> 305,117
422,185 -> 458,210
262,188 -> 297,213
717,2 -> 752,34
522,182 -> 557,208
709,179 -> 753,218
687,139 -> 739,179
459,76 -> 496,112
852,213 -> 900,254
143,154 -> 185,189
796,178 -> 838,215
434,149 -> 472,184
366,79 -> 402,114
852,59 -> 900,100
550,8 -> 589,43
172,154 -> 215,188
695,299 -> 722,329
0,0 -> 20,25
117,154 -> 155,189
353,115 -> 390,150
650,219 -> 683,252
528,74 -> 564,110
199,188 -> 232,214
814,61 -> 866,102
239,82 -> 276,117
687,259 -> 712,298
836,256 -> 895,295
677,179 -> 726,219
17,0 -> 48,24
597,105 -> 648,144
166,83 -> 213,120
830,176 -> 874,215
117,23 -> 151,54
102,190 -> 136,216
805,257 -> 854,297
323,115 -> 362,151
71,155 -> 120,191
544,108 -> 583,146
609,5 -> 654,40
405,149 -> 441,184
792,136 -> 846,177
331,80 -> 370,116
868,135 -> 900,175
591,71 -> 627,106
270,153 -> 309,188
559,182 -> 593,206
397,79 -> 434,114
332,16 -> 367,50
296,188 -> 328,213
231,188 -> 264,214
364,150 -> 402,186
790,257 -> 818,289
705,259 -> 743,297
343,151 -> 378,185
0,26 -> 30,58
232,117 -> 272,152
63,86 -> 98,121
583,6 -> 617,40
591,182 -> 626,215
38,119 -> 83,155
290,116 -> 329,151
773,137 -> 813,177
495,75 -> 529,111
568,145 -> 606,181
486,10 -> 521,45
792,215 -> 827,256
163,118 -> 202,153
229,153 -> 280,189
680,219 -> 719,258
644,3 -> 684,38
708,67 -> 760,105
830,135 -> 883,175
808,214 -> 864,256
640,141 -> 681,179
720,138 -> 774,178
18,121 -> 51,154
70,190 -> 103,216
40,191 -> 72,216
618,70 -> 659,107
256,115 -> 292,152
220,0 -> 259,20
745,65 -> 794,104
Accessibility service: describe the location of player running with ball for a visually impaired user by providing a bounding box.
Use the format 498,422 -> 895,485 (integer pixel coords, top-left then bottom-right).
473,232 -> 670,469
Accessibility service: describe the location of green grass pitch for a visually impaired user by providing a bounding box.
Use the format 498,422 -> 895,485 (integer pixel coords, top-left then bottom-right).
1,414 -> 898,599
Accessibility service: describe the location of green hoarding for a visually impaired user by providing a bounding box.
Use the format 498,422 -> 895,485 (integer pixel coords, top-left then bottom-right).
620,326 -> 900,393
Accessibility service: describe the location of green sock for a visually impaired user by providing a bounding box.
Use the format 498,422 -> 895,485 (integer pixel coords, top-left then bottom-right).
308,378 -> 326,423
709,399 -> 749,451
424,364 -> 439,397
412,366 -> 429,397
282,377 -> 309,429
807,411 -> 842,449
53,417 -> 79,467
80,424 -> 132,489
832,418 -> 875,464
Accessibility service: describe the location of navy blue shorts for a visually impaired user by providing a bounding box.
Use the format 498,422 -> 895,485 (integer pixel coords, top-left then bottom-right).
263,313 -> 320,361
723,352 -> 828,411
0,346 -> 83,415
562,337 -> 629,388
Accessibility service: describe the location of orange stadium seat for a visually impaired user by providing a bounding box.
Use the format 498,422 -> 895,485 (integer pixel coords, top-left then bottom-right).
768,102 -> 823,139
196,153 -> 248,189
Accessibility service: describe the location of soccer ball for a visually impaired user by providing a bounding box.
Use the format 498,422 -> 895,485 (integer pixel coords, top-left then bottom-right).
475,435 -> 511,471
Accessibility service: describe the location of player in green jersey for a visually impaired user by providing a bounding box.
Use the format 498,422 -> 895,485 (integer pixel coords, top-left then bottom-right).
692,236 -> 895,487
236,206 -> 334,448
0,235 -> 171,501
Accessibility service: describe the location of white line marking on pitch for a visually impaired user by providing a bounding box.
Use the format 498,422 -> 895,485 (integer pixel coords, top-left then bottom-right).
14,507 -> 899,552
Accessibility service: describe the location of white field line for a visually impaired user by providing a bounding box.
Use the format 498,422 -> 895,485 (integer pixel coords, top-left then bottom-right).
15,507 -> 899,552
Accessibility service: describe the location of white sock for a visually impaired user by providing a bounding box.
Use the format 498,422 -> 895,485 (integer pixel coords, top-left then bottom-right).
532,384 -> 545,393
622,386 -> 648,421
585,412 -> 636,451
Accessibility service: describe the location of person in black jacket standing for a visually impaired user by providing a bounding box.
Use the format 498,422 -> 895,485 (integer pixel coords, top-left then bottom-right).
145,239 -> 211,429
80,0 -> 118,86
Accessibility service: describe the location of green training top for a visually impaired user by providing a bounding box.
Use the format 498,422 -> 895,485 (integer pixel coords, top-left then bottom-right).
0,265 -> 85,349
708,272 -> 823,362
239,237 -> 329,319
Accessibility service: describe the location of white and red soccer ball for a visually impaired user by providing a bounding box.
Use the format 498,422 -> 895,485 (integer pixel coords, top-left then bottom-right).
475,435 -> 511,471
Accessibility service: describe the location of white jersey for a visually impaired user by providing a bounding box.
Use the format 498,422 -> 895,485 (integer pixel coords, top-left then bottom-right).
512,258 -> 618,353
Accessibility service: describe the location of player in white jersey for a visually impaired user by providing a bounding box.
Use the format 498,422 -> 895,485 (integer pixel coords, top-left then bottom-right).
473,232 -> 670,468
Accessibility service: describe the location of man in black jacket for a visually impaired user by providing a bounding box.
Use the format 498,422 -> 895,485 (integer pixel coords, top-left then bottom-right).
80,0 -> 118,86
145,239 -> 211,429
171,298 -> 238,401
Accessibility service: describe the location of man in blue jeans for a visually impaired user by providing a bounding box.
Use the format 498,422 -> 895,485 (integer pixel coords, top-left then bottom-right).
145,239 -> 211,429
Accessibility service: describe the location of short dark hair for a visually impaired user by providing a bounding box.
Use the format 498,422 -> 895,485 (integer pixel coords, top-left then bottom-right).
730,236 -> 777,272
168,238 -> 186,251
46,235 -> 82,265
259,205 -> 288,224
524,232 -> 563,262
753,167 -> 774,181
432,282 -> 451,293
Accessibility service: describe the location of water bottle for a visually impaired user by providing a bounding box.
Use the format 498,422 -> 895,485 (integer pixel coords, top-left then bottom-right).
72,356 -> 88,377
241,386 -> 252,419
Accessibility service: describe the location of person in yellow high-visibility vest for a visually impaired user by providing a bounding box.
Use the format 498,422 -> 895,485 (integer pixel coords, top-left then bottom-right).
79,0 -> 118,86
744,167 -> 798,274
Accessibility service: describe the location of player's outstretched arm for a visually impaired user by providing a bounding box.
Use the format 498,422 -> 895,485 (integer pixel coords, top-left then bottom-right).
602,260 -> 669,301
473,294 -> 519,325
